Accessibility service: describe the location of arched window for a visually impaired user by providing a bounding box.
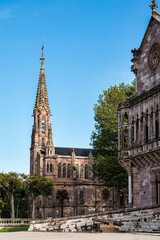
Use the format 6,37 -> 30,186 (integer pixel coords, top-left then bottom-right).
85,165 -> 88,179
67,164 -> 71,178
80,165 -> 84,179
156,107 -> 159,139
76,165 -> 79,178
42,120 -> 45,134
123,128 -> 128,149
38,118 -> 40,129
80,191 -> 84,205
47,163 -> 49,172
63,163 -> 66,178
50,163 -> 53,173
123,113 -> 128,124
58,163 -> 61,178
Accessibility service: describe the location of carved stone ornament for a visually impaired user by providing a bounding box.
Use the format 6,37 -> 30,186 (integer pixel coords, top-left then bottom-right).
148,43 -> 160,70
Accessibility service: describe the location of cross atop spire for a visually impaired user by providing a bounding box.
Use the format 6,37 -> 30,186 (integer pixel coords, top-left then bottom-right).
40,44 -> 45,72
150,0 -> 158,15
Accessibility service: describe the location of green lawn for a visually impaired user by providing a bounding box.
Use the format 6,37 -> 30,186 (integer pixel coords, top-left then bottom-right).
0,226 -> 29,232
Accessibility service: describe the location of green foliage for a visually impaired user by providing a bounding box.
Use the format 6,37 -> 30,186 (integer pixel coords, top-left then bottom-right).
0,172 -> 24,218
56,189 -> 69,218
56,189 -> 69,202
92,80 -> 136,156
94,155 -> 128,188
27,174 -> 55,199
27,174 -> 55,219
91,80 -> 136,189
0,172 -> 22,196
0,173 -> 55,218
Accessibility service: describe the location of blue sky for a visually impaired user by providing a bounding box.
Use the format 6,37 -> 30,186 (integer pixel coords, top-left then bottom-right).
0,0 -> 153,174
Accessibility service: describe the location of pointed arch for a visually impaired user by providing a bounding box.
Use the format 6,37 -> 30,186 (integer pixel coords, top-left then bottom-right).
85,165 -> 88,179
80,191 -> 84,205
50,163 -> 53,173
80,165 -> 84,179
67,164 -> 71,178
47,163 -> 49,172
58,163 -> 61,178
76,164 -> 79,178
63,163 -> 66,178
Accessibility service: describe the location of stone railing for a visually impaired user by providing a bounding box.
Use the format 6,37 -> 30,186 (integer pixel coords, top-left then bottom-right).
0,218 -> 31,228
29,205 -> 160,233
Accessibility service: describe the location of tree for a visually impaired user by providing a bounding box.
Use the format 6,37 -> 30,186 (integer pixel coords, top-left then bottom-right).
56,189 -> 69,218
14,174 -> 28,218
0,172 -> 23,218
91,81 -> 136,208
27,174 -> 55,219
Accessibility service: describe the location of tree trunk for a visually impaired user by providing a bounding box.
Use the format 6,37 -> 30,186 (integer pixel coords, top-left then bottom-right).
115,186 -> 121,210
32,198 -> 36,219
61,200 -> 63,218
10,193 -> 15,218
16,202 -> 19,218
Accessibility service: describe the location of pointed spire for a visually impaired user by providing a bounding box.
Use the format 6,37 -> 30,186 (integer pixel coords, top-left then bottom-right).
150,0 -> 158,15
34,45 -> 50,112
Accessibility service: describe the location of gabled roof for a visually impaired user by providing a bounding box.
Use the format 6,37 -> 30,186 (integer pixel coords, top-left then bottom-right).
138,12 -> 160,52
55,147 -> 92,157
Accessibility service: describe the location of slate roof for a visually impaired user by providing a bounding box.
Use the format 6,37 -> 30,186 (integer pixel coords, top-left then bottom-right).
55,147 -> 92,157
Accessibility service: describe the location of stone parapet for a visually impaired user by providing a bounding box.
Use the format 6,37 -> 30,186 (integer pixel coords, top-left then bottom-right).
28,205 -> 160,233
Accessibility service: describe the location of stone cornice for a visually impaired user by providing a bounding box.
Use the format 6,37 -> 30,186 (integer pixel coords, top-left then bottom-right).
118,84 -> 160,110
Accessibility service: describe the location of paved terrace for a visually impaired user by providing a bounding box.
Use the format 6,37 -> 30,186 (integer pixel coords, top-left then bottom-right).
0,232 -> 160,240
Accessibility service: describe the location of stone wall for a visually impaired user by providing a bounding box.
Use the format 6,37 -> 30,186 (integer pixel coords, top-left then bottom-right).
137,18 -> 160,94
29,206 -> 160,233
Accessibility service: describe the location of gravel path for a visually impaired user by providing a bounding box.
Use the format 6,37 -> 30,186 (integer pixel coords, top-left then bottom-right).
0,232 -> 159,240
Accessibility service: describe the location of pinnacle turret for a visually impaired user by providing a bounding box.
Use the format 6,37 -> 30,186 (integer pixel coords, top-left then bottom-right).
34,45 -> 50,113
47,124 -> 54,147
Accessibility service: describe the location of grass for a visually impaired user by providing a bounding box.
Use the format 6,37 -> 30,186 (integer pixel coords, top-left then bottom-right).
0,226 -> 29,232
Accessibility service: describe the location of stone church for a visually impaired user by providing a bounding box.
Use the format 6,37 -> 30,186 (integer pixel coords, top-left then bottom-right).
30,47 -> 115,218
118,1 -> 160,208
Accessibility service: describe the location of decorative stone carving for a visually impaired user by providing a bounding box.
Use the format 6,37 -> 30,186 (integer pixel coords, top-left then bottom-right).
131,48 -> 139,75
148,43 -> 160,70
153,169 -> 160,181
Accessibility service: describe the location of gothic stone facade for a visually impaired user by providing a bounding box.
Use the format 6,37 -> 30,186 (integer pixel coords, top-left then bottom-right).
118,10 -> 160,208
30,51 -> 117,219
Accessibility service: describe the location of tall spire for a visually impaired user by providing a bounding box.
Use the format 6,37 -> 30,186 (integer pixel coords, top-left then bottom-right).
150,0 -> 158,15
34,45 -> 50,112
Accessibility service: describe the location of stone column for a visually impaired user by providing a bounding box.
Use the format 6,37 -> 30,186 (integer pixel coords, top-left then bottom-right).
138,118 -> 141,145
158,109 -> 160,137
134,118 -> 137,145
143,115 -> 146,146
148,113 -> 151,141
153,112 -> 156,140
118,128 -> 121,151
128,173 -> 132,205
128,124 -> 132,148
